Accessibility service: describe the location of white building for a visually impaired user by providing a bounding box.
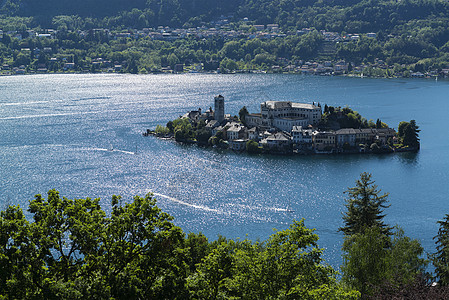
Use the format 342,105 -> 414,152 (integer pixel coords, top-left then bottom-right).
292,126 -> 314,145
246,101 -> 321,131
248,127 -> 259,141
273,118 -> 309,132
226,122 -> 246,141
260,132 -> 291,149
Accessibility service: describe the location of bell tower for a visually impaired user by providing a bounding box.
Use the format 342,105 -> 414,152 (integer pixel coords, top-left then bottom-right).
214,95 -> 225,123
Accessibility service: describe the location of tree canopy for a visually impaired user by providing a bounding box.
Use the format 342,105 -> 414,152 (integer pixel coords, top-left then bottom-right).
398,120 -> 420,149
339,172 -> 392,237
0,190 -> 359,299
431,214 -> 449,286
340,173 -> 427,297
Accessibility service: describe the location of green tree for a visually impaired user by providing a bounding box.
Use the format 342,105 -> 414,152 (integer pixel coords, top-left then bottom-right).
342,226 -> 390,296
402,120 -> 420,149
172,118 -> 195,142
339,172 -> 392,236
185,232 -> 211,273
246,140 -> 261,153
167,52 -> 179,68
166,120 -> 174,133
389,226 -> 427,285
187,240 -> 235,299
155,124 -> 170,135
432,214 -> 449,285
196,128 -> 211,145
0,190 -> 188,299
187,220 -> 359,299
398,121 -> 408,138
341,174 -> 427,297
342,226 -> 427,297
231,220 -> 359,299
238,106 -> 249,126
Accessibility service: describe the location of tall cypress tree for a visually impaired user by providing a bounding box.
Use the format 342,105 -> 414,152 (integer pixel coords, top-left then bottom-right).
339,172 -> 392,236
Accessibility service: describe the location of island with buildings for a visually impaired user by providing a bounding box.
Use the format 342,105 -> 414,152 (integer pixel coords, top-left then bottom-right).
145,95 -> 420,155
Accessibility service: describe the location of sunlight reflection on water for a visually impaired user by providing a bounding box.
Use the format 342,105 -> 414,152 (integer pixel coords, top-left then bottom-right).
1,73 -> 448,269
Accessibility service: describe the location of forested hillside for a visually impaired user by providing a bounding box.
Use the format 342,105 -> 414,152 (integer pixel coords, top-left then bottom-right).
2,0 -> 449,33
0,0 -> 242,27
1,0 -> 449,76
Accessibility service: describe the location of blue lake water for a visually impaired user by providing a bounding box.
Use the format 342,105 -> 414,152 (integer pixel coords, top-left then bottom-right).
0,73 -> 448,269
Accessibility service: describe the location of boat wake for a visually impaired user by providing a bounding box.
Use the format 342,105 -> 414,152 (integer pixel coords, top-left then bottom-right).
81,147 -> 136,155
269,207 -> 294,213
233,203 -> 294,213
151,192 -> 218,212
112,149 -> 135,155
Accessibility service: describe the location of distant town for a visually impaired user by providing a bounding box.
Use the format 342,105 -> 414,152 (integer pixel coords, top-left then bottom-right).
1,17 -> 447,78
146,95 -> 420,155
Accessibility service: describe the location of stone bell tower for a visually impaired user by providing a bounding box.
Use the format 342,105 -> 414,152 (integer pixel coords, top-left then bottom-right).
214,95 -> 225,123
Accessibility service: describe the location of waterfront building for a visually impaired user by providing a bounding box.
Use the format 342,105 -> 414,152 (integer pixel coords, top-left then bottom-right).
273,118 -> 309,132
260,132 -> 292,149
246,101 -> 321,131
248,127 -> 259,141
182,109 -> 201,122
226,122 -> 247,141
355,128 -> 374,144
313,131 -> 336,152
292,126 -> 314,146
335,128 -> 357,147
375,128 -> 397,145
229,139 -> 248,151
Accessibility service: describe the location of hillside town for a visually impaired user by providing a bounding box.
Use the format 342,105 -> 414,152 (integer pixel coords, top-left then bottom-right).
1,20 -> 448,78
146,95 -> 418,155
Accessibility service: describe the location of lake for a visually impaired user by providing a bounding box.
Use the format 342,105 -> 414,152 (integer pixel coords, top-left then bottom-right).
0,73 -> 448,268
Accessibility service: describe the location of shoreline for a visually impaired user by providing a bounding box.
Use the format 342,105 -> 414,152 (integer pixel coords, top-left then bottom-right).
0,69 -> 445,80
144,130 -> 419,156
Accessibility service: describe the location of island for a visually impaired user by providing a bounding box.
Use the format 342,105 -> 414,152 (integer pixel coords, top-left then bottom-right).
145,95 -> 420,155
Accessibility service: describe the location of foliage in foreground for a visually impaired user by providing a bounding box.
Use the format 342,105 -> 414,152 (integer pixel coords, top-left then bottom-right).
0,190 -> 358,299
339,172 -> 392,237
340,173 -> 428,297
4,171 -> 449,299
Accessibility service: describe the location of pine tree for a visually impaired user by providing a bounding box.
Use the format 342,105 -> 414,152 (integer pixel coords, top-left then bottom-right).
432,214 -> 449,285
339,172 -> 392,236
239,106 -> 249,126
403,119 -> 420,148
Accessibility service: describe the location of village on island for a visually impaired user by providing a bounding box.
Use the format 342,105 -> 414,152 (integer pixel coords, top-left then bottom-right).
145,95 -> 420,155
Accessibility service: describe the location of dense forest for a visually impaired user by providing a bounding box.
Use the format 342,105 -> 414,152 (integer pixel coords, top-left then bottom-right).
3,0 -> 449,33
2,173 -> 449,299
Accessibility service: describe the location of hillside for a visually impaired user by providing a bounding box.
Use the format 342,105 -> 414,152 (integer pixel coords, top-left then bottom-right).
2,0 -> 449,34
0,0 -> 242,27
0,0 -> 449,76
4,0 -> 147,17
